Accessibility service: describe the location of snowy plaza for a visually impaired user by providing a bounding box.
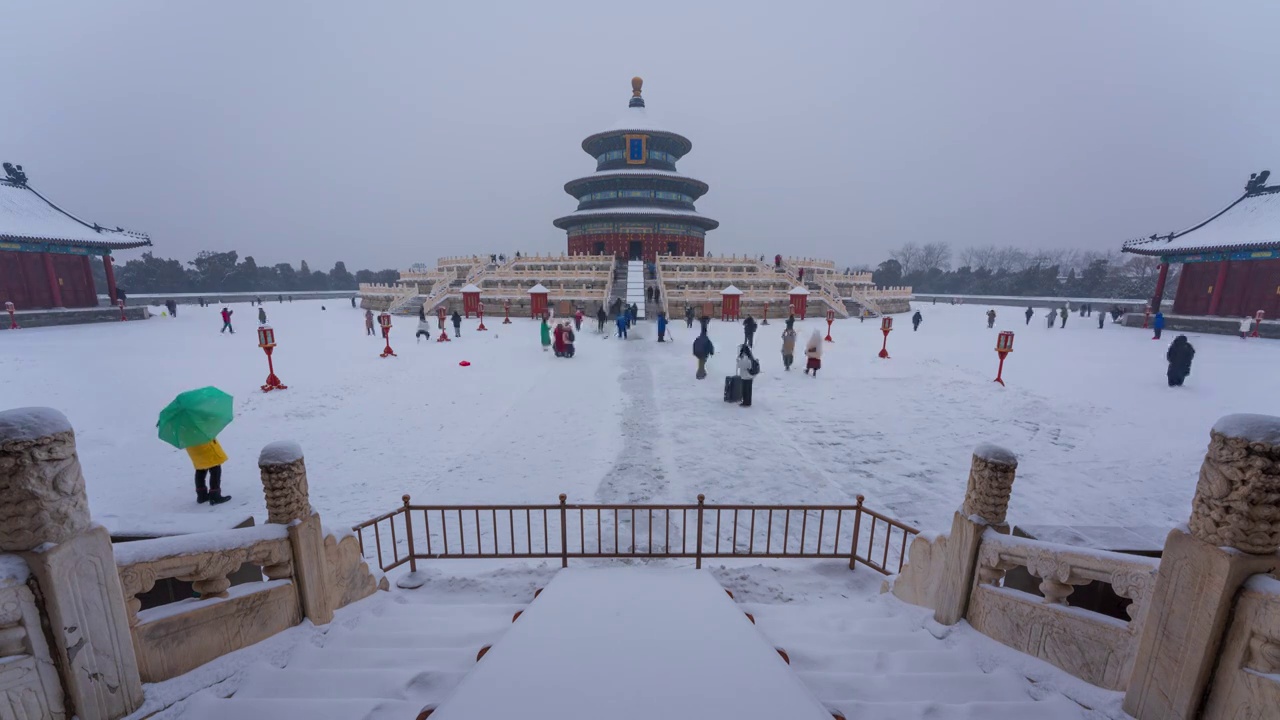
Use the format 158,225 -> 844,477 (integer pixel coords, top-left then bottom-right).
5,300 -> 1274,534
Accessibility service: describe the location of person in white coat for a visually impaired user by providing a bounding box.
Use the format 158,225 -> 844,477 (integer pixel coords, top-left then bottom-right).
1240,315 -> 1255,339
803,329 -> 824,376
736,344 -> 757,407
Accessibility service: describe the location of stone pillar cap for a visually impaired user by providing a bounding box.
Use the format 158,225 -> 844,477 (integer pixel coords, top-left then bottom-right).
0,407 -> 71,443
259,440 -> 304,466
1213,414 -> 1280,444
973,443 -> 1017,466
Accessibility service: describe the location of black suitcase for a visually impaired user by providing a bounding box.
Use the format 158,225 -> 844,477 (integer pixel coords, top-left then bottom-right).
724,375 -> 742,403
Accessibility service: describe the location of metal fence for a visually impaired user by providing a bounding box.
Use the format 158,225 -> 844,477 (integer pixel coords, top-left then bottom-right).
352,494 -> 919,576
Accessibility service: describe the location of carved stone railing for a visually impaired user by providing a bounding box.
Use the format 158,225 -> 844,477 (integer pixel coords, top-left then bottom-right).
114,526 -> 298,682
115,525 -> 293,627
966,531 -> 1159,690
0,557 -> 66,718
1201,575 -> 1280,718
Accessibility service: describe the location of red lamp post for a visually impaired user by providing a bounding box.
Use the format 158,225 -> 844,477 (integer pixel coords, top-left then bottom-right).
5,301 -> 16,330
502,299 -> 512,325
1253,310 -> 1265,338
761,301 -> 769,326
825,309 -> 835,342
118,299 -> 127,321
993,330 -> 1014,386
256,325 -> 288,392
378,311 -> 397,357
436,306 -> 451,343
1142,304 -> 1152,329
878,316 -> 893,359
477,304 -> 487,332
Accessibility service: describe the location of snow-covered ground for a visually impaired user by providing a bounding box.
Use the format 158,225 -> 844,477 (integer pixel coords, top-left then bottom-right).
13,300 -> 1268,718
5,300 -> 1274,534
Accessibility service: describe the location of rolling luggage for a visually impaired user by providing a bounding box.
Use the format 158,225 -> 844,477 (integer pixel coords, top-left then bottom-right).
723,375 -> 743,403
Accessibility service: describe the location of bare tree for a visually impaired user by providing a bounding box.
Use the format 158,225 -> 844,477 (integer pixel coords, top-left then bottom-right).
890,242 -> 922,275
918,242 -> 952,272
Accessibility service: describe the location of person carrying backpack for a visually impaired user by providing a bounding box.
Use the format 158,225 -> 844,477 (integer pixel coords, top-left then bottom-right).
780,319 -> 797,370
735,343 -> 758,407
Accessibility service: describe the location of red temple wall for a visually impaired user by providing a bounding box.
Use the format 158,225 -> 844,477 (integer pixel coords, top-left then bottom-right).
567,234 -> 705,262
1173,259 -> 1280,317
0,251 -> 99,309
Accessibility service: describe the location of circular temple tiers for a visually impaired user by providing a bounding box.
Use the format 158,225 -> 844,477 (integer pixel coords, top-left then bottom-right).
554,78 -> 718,262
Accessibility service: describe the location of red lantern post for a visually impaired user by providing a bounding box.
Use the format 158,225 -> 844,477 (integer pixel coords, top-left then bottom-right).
118,299 -> 127,321
1142,304 -> 1152,329
5,301 -> 16,329
993,330 -> 1014,386
476,304 -> 487,332
825,309 -> 835,342
878,316 -> 893,359
503,299 -> 512,325
378,311 -> 397,357
1253,309 -> 1265,338
256,325 -> 288,392
761,301 -> 769,326
437,306 -> 450,343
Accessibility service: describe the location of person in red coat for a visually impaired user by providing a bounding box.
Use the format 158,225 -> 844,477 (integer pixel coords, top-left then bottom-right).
553,322 -> 567,357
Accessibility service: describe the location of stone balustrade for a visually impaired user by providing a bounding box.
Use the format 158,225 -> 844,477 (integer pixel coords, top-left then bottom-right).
888,414 -> 1280,719
966,531 -> 1159,690
0,408 -> 388,715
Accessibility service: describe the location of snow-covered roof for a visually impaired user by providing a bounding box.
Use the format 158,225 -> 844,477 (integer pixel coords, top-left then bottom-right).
564,169 -> 709,192
1123,181 -> 1280,257
721,285 -> 742,295
607,105 -> 670,134
0,179 -> 152,249
529,283 -> 549,293
554,206 -> 719,230
789,286 -> 810,295
461,283 -> 482,293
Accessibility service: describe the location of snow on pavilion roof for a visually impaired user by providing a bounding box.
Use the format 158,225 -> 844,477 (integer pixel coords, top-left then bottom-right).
528,283 -> 549,293
1123,175 -> 1280,257
789,286 -> 810,295
0,179 -> 151,250
564,168 -> 709,190
554,206 -> 718,228
461,284 -> 481,292
721,285 -> 742,295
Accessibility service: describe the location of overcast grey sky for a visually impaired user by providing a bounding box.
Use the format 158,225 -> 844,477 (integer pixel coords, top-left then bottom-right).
4,1 -> 1279,271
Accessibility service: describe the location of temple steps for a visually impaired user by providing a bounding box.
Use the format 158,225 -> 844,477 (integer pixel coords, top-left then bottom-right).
741,601 -> 1088,720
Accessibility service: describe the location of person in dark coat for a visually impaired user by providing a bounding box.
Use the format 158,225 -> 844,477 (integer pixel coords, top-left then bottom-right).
911,311 -> 922,331
366,309 -> 376,336
351,296 -> 357,308
451,311 -> 462,337
1045,309 -> 1055,328
166,299 -> 178,317
1059,307 -> 1068,328
685,305 -> 695,329
1025,306 -> 1034,325
1097,311 -> 1105,329
692,317 -> 714,379
646,286 -> 653,302
742,315 -> 757,348
596,306 -> 607,333
653,286 -> 660,303
656,312 -> 668,342
1152,312 -> 1165,340
1166,336 -> 1195,386
986,309 -> 996,328
257,307 -> 267,325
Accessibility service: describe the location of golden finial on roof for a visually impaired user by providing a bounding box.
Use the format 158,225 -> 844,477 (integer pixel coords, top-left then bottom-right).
632,76 -> 643,97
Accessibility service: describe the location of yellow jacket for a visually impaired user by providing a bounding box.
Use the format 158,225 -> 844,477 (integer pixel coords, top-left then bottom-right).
186,439 -> 228,470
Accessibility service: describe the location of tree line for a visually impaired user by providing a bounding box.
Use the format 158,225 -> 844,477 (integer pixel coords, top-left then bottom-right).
96,250 -> 400,294
867,242 -> 1172,299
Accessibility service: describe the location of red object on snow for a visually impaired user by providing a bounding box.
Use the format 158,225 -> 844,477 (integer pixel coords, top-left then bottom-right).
459,360 -> 471,367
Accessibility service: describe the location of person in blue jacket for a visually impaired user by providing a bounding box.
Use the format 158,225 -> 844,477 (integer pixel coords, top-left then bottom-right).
1152,311 -> 1165,340
656,312 -> 668,342
616,312 -> 628,339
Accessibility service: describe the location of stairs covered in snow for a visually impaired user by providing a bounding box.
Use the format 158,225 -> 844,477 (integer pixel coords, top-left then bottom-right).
742,599 -> 1086,720
186,599 -> 526,720
626,260 -> 646,319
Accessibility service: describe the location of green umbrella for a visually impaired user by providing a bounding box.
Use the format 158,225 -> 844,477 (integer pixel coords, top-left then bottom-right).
157,387 -> 234,449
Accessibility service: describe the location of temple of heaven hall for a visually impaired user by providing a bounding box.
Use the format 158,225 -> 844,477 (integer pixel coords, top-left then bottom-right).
553,77 -> 718,263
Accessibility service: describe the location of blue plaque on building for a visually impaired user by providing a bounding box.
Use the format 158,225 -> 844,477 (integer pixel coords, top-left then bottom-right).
624,135 -> 647,165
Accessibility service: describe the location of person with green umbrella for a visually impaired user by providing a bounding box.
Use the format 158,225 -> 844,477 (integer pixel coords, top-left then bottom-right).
158,387 -> 234,505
